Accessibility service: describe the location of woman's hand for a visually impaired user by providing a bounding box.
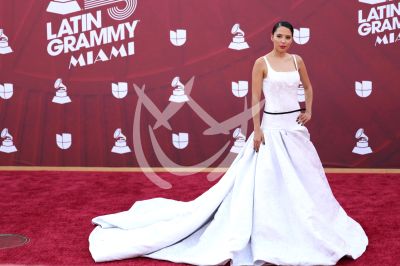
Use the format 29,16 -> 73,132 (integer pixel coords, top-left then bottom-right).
296,111 -> 312,126
253,128 -> 265,152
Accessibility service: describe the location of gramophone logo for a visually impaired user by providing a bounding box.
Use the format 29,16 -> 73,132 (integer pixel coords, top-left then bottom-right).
359,0 -> 389,4
352,128 -> 373,155
231,81 -> 248,97
46,0 -> 139,68
230,128 -> 246,154
293,28 -> 310,45
358,0 -> 400,46
229,23 -> 249,50
170,29 -> 187,46
112,82 -> 128,99
47,0 -> 81,15
297,82 -> 305,102
56,133 -> 72,150
0,28 -> 13,54
47,0 -> 137,21
0,83 -> 13,100
132,77 -> 262,189
355,80 -> 373,97
0,128 -> 17,153
52,78 -> 72,104
169,77 -> 189,103
111,128 -> 131,154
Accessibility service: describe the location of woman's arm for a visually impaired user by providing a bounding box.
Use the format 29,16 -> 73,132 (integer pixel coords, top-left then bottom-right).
251,58 -> 265,152
296,55 -> 313,125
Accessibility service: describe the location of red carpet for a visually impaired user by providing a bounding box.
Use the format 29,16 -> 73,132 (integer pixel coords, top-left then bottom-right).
0,171 -> 399,265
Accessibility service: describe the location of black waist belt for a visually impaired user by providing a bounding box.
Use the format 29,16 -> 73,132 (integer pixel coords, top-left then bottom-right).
264,108 -> 306,115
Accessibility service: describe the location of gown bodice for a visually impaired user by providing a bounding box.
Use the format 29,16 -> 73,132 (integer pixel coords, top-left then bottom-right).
262,55 -> 301,113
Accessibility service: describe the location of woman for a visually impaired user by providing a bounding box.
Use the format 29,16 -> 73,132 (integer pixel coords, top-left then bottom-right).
89,21 -> 368,265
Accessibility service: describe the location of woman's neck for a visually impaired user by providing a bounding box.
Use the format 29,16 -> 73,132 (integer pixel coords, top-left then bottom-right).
270,49 -> 287,58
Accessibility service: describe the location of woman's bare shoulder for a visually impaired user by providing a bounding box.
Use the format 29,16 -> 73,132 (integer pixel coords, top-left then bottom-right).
253,56 -> 266,70
292,54 -> 305,64
255,56 -> 266,64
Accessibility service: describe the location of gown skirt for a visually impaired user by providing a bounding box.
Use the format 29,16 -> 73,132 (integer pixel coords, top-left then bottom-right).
89,111 -> 368,266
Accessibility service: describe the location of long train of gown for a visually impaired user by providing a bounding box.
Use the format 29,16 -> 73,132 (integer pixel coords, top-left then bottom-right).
89,56 -> 368,265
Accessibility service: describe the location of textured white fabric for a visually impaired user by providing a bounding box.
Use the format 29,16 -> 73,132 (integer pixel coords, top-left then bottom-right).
89,55 -> 368,265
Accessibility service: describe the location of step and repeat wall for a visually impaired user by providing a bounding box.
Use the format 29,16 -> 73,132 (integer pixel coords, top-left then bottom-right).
0,0 -> 399,171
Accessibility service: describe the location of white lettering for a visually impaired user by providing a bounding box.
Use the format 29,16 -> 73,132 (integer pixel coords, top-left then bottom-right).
68,43 -> 135,68
358,23 -> 372,36
125,20 -> 140,38
47,11 -> 138,67
47,39 -> 64,56
46,22 -> 56,40
69,53 -> 87,68
58,19 -> 74,37
375,31 -> 400,46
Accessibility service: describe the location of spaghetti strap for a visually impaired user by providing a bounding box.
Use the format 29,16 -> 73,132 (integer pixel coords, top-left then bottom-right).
263,56 -> 270,70
292,54 -> 298,71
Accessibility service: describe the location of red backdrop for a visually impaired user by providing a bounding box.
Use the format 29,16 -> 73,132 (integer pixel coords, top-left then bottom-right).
0,0 -> 399,168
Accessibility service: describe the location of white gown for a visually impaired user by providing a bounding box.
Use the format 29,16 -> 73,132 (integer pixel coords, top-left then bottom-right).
89,55 -> 368,266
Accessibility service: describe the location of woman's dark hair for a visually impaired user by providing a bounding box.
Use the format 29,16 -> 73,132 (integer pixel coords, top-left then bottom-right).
272,21 -> 294,36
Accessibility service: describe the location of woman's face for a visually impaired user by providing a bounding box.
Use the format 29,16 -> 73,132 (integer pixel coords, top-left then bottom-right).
271,26 -> 293,53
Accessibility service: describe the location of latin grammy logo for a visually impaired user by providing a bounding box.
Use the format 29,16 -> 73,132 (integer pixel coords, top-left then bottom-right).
294,28 -> 310,45
0,128 -> 17,153
47,0 -> 82,15
230,128 -> 246,154
170,29 -> 187,46
0,29 -> 13,54
85,0 -> 138,21
355,81 -> 372,97
47,0 -> 138,21
228,23 -> 249,50
56,133 -> 72,149
297,82 -> 305,102
111,128 -> 131,154
169,77 -> 189,103
231,81 -> 248,97
112,82 -> 128,99
359,0 -> 388,4
52,78 -> 72,104
0,83 -> 13,100
172,133 -> 189,149
352,128 -> 373,155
